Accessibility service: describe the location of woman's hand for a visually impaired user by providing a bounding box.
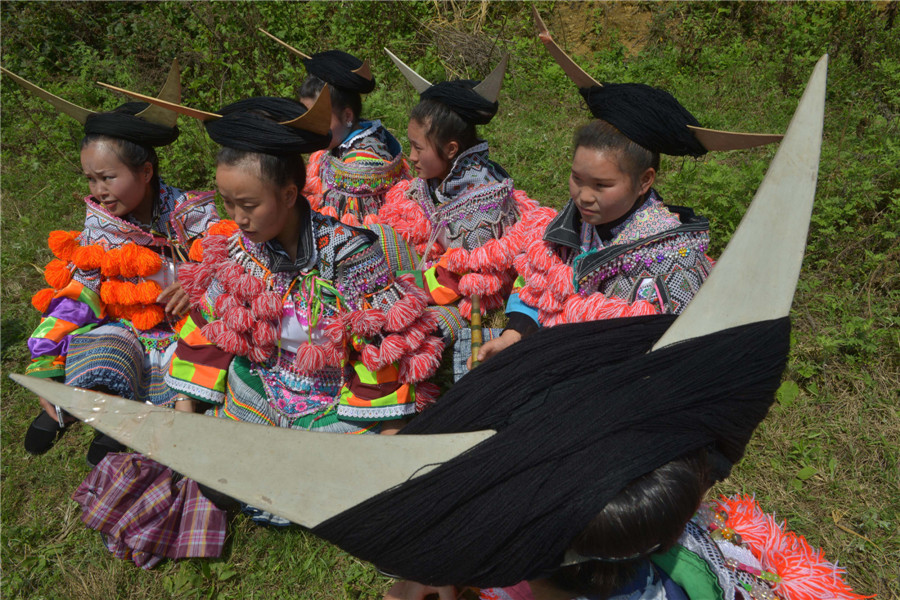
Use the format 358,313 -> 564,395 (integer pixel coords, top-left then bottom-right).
383,580 -> 457,600
157,282 -> 190,318
467,329 -> 522,369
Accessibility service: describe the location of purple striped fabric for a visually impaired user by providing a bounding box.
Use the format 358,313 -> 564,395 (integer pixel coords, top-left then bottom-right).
73,453 -> 226,569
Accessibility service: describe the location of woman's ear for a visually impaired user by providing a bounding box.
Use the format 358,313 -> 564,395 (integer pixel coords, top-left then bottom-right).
281,183 -> 299,209
340,107 -> 355,128
638,167 -> 656,195
140,161 -> 154,184
444,140 -> 460,162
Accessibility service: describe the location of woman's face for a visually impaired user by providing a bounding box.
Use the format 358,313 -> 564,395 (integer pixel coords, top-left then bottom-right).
81,140 -> 153,219
569,146 -> 655,226
216,161 -> 297,245
407,118 -> 451,181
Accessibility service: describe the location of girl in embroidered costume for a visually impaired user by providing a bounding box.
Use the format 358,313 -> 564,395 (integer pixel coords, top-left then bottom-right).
4,65 -> 220,467
473,12 -> 783,365
102,88 -> 446,454
377,49 -> 544,351
260,31 -> 412,229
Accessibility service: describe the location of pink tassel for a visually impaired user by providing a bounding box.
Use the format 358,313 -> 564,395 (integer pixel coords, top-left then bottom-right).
537,289 -> 562,313
415,381 -> 441,412
458,298 -> 472,320
468,246 -> 490,272
362,214 -> 379,226
321,341 -> 344,366
251,320 -> 278,348
398,349 -> 441,384
216,261 -> 245,289
217,330 -> 250,356
193,263 -> 214,290
525,270 -> 547,290
223,305 -> 254,333
481,292 -> 505,312
214,293 -> 240,317
360,343 -> 383,371
445,247 -> 470,273
386,296 -> 424,333
319,206 -> 339,220
250,292 -> 282,320
294,344 -> 326,373
379,334 -> 409,364
349,309 -> 387,338
200,320 -> 226,344
232,274 -> 265,302
341,213 -> 362,227
458,273 -> 500,297
482,238 -> 515,271
202,235 -> 229,263
547,264 -> 574,299
322,316 -> 349,344
248,344 -> 273,364
562,296 -> 589,323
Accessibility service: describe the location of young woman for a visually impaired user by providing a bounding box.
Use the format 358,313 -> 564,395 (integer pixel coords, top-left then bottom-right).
125,90 -> 446,440
5,66 -> 220,467
261,33 -> 412,228
474,17 -> 781,364
377,50 -> 544,353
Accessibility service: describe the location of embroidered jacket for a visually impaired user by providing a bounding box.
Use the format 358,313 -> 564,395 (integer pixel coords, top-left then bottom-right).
167,210 -> 444,423
378,142 -> 543,318
508,191 -> 713,329
26,183 -> 219,378
304,120 -> 411,226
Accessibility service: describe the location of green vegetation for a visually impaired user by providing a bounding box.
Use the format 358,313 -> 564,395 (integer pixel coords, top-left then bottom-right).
2,2 -> 897,599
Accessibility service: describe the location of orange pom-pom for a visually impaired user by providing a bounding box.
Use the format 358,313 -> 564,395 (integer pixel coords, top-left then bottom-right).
188,239 -> 204,262
72,244 -> 105,270
101,248 -> 122,277
208,220 -> 238,237
44,259 -> 72,289
130,305 -> 165,331
48,231 -> 79,261
135,280 -> 162,304
116,281 -> 140,305
31,288 -> 56,313
119,244 -> 161,278
99,280 -> 120,305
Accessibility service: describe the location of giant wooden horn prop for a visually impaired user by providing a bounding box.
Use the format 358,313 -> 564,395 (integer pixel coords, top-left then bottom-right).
384,48 -> 432,94
532,6 -> 783,151
11,54 -> 827,530
96,81 -> 333,136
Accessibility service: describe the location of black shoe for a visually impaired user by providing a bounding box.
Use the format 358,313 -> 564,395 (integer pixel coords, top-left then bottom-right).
197,482 -> 241,513
24,411 -> 68,455
86,433 -> 126,468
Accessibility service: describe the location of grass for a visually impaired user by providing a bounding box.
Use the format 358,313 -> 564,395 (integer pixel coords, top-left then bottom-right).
2,2 -> 898,599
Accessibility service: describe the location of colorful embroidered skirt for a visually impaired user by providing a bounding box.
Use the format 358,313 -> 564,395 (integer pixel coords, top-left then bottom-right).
65,323 -> 178,406
73,453 -> 227,569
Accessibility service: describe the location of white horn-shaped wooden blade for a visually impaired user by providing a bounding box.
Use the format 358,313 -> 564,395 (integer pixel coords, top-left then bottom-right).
10,374 -> 495,528
689,126 -> 783,151
652,54 -> 828,351
96,81 -> 221,122
1,66 -> 95,124
280,83 -> 332,135
258,28 -> 311,59
472,54 -> 509,103
532,6 -> 601,89
135,59 -> 181,128
385,48 -> 432,94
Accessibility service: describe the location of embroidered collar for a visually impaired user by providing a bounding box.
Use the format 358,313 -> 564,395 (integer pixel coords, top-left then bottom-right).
264,205 -> 317,273
334,120 -> 402,159
427,141 -> 510,204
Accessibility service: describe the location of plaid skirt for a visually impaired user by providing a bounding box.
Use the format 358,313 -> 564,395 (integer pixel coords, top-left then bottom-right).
73,453 -> 227,569
65,323 -> 178,407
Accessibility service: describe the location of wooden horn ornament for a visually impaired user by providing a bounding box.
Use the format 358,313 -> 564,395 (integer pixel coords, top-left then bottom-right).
133,59 -> 182,128
384,47 -> 432,94
1,66 -> 96,124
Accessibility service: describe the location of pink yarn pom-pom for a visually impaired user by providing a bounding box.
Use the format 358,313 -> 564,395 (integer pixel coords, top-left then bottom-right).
385,296 -> 422,333
223,305 -> 254,333
250,292 -> 282,321
349,309 -> 387,338
201,235 -> 229,263
217,329 -> 250,355
379,334 -> 409,364
251,320 -> 279,348
445,247 -> 470,273
200,320 -> 226,344
360,342 -> 383,371
341,213 -> 362,228
547,263 -> 574,299
232,274 -> 265,303
322,316 -> 348,344
216,261 -> 245,290
321,341 -> 344,366
398,349 -> 441,384
248,344 -> 273,364
319,206 -> 339,219
415,381 -> 441,412
214,293 -> 240,317
294,344 -> 326,373
362,214 -> 379,226
528,241 -> 557,273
